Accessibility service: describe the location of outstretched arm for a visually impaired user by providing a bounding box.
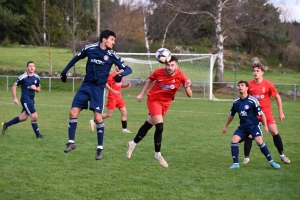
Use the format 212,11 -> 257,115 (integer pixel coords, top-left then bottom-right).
137,79 -> 154,102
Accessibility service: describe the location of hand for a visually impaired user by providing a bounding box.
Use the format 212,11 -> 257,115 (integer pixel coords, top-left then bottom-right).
185,79 -> 191,88
61,72 -> 67,83
222,127 -> 227,134
137,94 -> 143,102
113,73 -> 123,83
264,126 -> 269,134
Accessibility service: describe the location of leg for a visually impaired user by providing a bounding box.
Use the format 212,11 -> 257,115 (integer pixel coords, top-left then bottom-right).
30,112 -> 43,138
268,124 -> 290,164
230,135 -> 241,169
153,121 -> 168,168
126,116 -> 154,159
254,136 -> 280,169
243,136 -> 253,164
64,107 -> 81,153
119,107 -> 131,133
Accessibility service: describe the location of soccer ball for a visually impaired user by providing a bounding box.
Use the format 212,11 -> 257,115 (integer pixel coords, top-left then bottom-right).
155,48 -> 172,64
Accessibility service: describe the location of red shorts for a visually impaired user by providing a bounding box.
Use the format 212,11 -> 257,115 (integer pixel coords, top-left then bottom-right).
105,97 -> 125,110
257,112 -> 276,125
147,99 -> 170,117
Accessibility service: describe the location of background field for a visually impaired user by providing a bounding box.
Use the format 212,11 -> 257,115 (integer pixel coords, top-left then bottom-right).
0,91 -> 299,200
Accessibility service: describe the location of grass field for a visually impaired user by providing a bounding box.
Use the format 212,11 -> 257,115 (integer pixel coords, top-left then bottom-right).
0,91 -> 299,200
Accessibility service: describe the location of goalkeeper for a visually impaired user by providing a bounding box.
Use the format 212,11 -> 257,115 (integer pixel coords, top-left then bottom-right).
60,29 -> 132,160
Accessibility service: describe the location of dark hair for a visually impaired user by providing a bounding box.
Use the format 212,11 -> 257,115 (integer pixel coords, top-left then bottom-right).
252,63 -> 265,72
169,56 -> 178,63
238,80 -> 248,87
27,61 -> 34,67
100,30 -> 116,42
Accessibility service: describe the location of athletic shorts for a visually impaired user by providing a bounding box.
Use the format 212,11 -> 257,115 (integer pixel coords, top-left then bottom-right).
106,97 -> 125,110
72,83 -> 105,114
147,99 -> 170,117
234,124 -> 263,142
21,100 -> 36,115
257,112 -> 276,125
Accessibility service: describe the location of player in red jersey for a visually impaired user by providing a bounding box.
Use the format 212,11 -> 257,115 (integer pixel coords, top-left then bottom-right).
125,56 -> 192,168
243,63 -> 290,164
90,65 -> 132,133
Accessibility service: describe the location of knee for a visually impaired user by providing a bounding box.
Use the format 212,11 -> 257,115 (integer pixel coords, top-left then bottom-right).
155,123 -> 163,134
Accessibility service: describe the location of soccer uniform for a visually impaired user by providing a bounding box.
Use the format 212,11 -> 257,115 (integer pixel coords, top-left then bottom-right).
147,68 -> 188,116
62,42 -> 132,113
105,71 -> 126,109
229,95 -> 264,141
248,79 -> 278,124
14,72 -> 41,115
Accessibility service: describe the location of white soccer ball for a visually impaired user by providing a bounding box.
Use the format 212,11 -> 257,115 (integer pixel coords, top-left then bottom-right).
155,48 -> 172,64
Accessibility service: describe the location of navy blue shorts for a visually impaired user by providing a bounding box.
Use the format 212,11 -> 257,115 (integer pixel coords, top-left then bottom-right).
72,83 -> 106,114
234,124 -> 263,142
21,101 -> 36,115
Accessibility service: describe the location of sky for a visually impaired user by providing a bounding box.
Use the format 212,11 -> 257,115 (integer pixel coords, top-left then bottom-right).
269,0 -> 300,22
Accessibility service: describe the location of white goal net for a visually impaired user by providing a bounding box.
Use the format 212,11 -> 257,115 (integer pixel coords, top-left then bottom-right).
118,53 -> 217,100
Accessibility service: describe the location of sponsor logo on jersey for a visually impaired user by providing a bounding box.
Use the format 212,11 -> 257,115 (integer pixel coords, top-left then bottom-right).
91,59 -> 104,65
240,111 -> 247,117
159,84 -> 175,90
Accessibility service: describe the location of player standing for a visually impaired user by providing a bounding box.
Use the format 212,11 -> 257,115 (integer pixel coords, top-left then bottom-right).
222,80 -> 280,169
242,63 -> 290,164
2,61 -> 44,139
126,56 -> 192,168
61,29 -> 132,160
90,65 -> 132,133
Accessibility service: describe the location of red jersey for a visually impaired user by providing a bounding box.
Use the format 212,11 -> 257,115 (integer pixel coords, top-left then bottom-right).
106,71 -> 123,99
248,79 -> 278,113
147,68 -> 188,102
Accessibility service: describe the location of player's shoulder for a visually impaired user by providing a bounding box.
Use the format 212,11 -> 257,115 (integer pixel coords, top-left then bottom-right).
33,73 -> 40,79
233,97 -> 240,104
18,72 -> 28,80
84,42 -> 100,50
262,79 -> 275,86
248,95 -> 260,105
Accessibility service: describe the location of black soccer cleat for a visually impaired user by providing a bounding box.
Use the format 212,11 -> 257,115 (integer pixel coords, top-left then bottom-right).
36,134 -> 44,139
95,148 -> 103,160
64,142 -> 76,153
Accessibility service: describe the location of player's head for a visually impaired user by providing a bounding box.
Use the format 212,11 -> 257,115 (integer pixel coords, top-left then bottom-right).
100,30 -> 116,50
165,56 -> 178,76
252,63 -> 265,79
238,80 -> 248,94
26,61 -> 36,74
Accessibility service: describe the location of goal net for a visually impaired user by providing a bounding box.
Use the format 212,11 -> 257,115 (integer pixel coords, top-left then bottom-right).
118,53 -> 217,100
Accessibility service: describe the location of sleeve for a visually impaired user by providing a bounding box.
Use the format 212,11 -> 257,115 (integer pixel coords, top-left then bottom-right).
229,105 -> 236,116
268,81 -> 279,97
36,76 -> 41,87
108,50 -> 132,76
62,48 -> 87,74
179,70 -> 188,85
14,76 -> 22,86
148,69 -> 158,81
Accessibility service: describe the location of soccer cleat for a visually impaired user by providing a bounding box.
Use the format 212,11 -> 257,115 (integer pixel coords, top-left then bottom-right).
2,122 -> 8,135
280,156 -> 291,164
242,157 -> 250,164
155,155 -> 168,168
126,142 -> 136,159
95,148 -> 103,160
122,129 -> 132,133
229,163 -> 240,169
36,134 -> 44,139
90,120 -> 95,131
64,142 -> 76,153
270,161 -> 280,169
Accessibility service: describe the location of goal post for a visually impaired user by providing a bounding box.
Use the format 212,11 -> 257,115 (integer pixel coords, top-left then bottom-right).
118,53 -> 217,100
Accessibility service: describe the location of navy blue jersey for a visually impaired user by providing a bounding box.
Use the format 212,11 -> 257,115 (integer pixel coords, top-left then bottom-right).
62,42 -> 132,87
229,95 -> 263,127
14,73 -> 41,102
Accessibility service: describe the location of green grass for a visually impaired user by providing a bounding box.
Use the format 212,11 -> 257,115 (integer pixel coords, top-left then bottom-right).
0,91 -> 299,200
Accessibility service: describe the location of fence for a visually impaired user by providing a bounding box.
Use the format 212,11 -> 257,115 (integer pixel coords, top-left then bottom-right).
0,75 -> 299,101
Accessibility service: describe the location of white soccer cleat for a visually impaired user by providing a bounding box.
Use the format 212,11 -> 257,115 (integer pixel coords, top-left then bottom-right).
242,157 -> 250,164
122,129 -> 132,133
280,156 -> 291,164
89,120 -> 95,131
155,155 -> 168,168
126,142 -> 136,159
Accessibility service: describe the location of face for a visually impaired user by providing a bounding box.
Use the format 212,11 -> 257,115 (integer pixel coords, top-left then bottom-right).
165,61 -> 178,76
238,83 -> 248,94
103,36 -> 115,50
27,62 -> 36,74
253,67 -> 264,79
